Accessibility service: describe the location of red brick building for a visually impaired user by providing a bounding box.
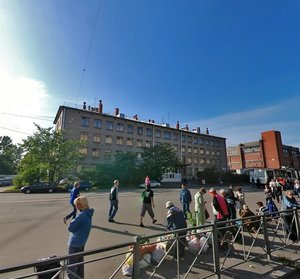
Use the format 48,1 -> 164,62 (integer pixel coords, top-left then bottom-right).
227,130 -> 300,173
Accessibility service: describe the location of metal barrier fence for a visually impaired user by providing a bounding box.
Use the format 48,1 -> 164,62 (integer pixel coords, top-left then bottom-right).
0,208 -> 299,279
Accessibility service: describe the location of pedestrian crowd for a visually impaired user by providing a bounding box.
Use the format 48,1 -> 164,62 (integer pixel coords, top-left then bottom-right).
62,177 -> 300,278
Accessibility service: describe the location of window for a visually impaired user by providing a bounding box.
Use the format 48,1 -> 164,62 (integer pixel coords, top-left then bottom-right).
173,144 -> 178,151
146,128 -> 153,137
187,157 -> 192,164
187,136 -> 192,143
206,149 -> 210,155
127,124 -> 134,134
127,138 -> 133,147
80,133 -> 88,142
92,148 -> 100,158
106,121 -> 113,130
199,138 -> 204,145
205,139 -> 209,145
199,148 -> 204,154
116,123 -> 124,132
93,134 -> 101,143
194,137 -> 198,144
194,157 -> 198,164
200,158 -> 205,164
181,135 -> 186,142
216,141 -> 220,147
187,146 -> 192,153
105,135 -> 112,144
210,140 -> 215,146
173,133 -> 178,141
217,150 -> 221,156
104,150 -> 112,160
194,147 -> 198,154
94,119 -> 102,129
145,140 -> 152,147
137,127 -> 143,135
163,131 -> 171,140
211,150 -> 215,156
182,145 -> 186,153
81,117 -> 89,127
155,130 -> 161,138
137,139 -> 143,147
206,159 -> 211,165
116,137 -> 123,145
79,147 -> 88,156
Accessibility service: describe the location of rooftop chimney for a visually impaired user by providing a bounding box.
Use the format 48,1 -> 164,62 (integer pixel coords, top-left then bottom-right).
83,102 -> 87,110
185,124 -> 189,131
176,121 -> 180,129
115,108 -> 119,116
206,128 -> 209,135
133,114 -> 138,120
197,127 -> 201,134
98,100 -> 103,114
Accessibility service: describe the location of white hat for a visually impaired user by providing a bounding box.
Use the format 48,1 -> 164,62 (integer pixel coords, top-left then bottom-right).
165,201 -> 174,209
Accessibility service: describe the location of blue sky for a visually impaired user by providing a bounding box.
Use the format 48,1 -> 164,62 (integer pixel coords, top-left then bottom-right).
1,0 -> 300,147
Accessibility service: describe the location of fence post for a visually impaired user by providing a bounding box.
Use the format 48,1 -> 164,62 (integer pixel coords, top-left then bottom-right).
132,235 -> 140,279
262,214 -> 271,261
212,221 -> 221,279
293,208 -> 300,241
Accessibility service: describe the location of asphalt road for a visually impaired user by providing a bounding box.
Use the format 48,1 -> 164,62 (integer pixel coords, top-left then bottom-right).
0,186 -> 293,278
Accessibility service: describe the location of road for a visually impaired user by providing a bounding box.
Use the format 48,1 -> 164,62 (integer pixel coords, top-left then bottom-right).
0,186 -> 296,278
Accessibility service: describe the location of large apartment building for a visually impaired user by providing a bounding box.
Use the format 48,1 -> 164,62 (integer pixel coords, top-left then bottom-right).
53,101 -> 228,179
227,130 -> 300,174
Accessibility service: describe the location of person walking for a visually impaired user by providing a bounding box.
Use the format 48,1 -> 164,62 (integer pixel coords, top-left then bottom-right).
281,190 -> 300,241
226,185 -> 237,220
236,187 -> 246,216
67,196 -> 94,279
165,201 -> 187,260
179,183 -> 192,219
108,180 -> 119,222
194,187 -> 207,226
63,182 -> 80,224
145,175 -> 150,187
140,184 -> 157,227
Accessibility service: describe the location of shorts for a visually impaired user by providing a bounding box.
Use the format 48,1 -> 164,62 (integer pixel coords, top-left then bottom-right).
140,203 -> 154,218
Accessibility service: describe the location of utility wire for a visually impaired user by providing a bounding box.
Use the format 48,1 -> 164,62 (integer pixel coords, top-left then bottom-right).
77,0 -> 104,100
0,112 -> 53,121
0,126 -> 32,135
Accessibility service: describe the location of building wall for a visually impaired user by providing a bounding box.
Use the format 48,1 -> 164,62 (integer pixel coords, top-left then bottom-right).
227,130 -> 300,172
54,106 -> 228,179
261,130 -> 283,169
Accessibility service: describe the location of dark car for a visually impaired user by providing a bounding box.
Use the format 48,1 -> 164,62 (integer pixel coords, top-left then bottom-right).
20,182 -> 58,194
59,181 -> 92,192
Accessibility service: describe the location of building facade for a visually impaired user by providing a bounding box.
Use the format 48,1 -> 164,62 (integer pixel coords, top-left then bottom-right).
227,130 -> 300,173
53,101 -> 228,179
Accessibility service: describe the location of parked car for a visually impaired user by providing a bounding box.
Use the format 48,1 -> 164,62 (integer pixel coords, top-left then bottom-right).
138,180 -> 161,188
59,180 -> 92,192
0,177 -> 12,186
20,182 -> 59,194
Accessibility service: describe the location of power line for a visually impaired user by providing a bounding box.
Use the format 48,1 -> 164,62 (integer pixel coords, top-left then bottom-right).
77,0 -> 104,100
0,112 -> 53,121
0,126 -> 32,136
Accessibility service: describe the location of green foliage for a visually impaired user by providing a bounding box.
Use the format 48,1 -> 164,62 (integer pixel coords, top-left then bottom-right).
81,151 -> 142,187
0,136 -> 22,174
139,143 -> 181,181
197,167 -> 249,184
16,124 -> 81,186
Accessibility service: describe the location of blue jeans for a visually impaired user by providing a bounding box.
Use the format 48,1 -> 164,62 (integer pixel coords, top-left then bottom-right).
68,246 -> 84,279
182,203 -> 190,219
109,200 -> 118,220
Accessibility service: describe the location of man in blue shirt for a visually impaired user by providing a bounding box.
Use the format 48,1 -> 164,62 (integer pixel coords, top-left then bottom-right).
64,182 -> 80,224
179,183 -> 192,219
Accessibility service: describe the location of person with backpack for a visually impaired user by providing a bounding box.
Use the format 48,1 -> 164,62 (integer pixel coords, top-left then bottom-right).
179,183 -> 192,219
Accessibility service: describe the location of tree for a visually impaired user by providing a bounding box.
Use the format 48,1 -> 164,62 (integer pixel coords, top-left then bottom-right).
140,143 -> 181,181
0,136 -> 22,174
81,152 -> 142,187
16,124 -> 81,186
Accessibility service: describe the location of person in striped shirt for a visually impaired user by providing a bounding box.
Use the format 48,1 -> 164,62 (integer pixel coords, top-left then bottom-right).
256,201 -> 269,215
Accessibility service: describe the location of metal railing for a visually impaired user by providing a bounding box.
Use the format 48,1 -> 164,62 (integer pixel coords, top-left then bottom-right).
0,208 -> 299,279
